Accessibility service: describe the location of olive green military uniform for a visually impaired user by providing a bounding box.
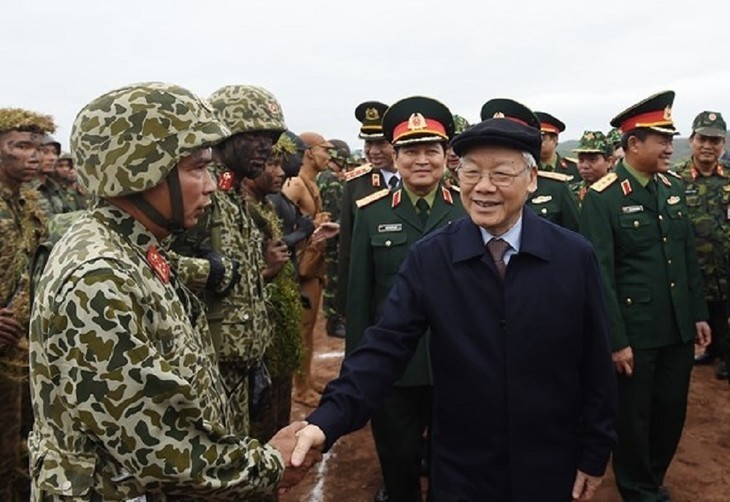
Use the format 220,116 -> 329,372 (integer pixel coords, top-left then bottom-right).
348,184 -> 465,501
542,151 -> 581,180
337,163 -> 390,314
676,159 -> 730,377
527,170 -> 580,231
580,161 -> 708,501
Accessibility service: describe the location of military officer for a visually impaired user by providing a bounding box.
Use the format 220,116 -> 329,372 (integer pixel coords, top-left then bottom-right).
171,85 -> 287,436
337,101 -> 397,317
29,82 -> 318,500
608,127 -> 625,163
347,96 -> 464,502
0,107 -> 53,502
535,111 -> 581,180
572,130 -> 614,204
481,101 -> 580,231
674,111 -> 730,381
580,90 -> 711,502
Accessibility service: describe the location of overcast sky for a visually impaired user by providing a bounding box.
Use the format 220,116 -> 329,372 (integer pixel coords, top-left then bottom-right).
2,0 -> 727,151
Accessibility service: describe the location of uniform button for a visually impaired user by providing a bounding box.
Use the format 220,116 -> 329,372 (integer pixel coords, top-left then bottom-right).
668,259 -> 672,265
626,298 -> 633,306
662,237 -> 668,242
243,313 -> 250,321
670,282 -> 676,288
678,211 -> 683,217
62,481 -> 72,491
385,240 -> 392,247
541,208 -> 547,214
658,215 -> 663,221
633,220 -> 640,228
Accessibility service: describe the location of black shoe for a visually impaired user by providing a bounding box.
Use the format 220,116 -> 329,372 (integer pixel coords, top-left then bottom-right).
715,361 -> 728,380
658,485 -> 671,501
694,352 -> 717,365
374,484 -> 389,502
326,319 -> 346,338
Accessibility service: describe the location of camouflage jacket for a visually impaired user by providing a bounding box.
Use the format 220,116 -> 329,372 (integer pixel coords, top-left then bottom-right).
33,176 -> 73,217
316,169 -> 343,224
0,182 -> 46,330
675,159 -> 730,303
172,164 -> 273,368
28,202 -> 282,500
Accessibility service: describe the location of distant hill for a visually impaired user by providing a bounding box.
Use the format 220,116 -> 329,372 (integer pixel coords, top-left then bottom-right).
558,137 -> 692,163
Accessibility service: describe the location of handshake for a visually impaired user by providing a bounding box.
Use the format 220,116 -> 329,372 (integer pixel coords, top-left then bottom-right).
267,421 -> 327,492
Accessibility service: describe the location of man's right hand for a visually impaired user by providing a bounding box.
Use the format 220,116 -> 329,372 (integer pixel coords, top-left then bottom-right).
291,424 -> 326,467
0,308 -> 24,348
268,422 -> 322,490
612,346 -> 633,376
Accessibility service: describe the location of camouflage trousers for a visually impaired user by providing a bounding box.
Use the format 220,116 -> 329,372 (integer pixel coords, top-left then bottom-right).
0,351 -> 31,502
322,245 -> 342,323
219,360 -> 251,436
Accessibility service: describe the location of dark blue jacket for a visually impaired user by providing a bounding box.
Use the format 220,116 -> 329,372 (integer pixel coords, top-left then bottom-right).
308,209 -> 617,501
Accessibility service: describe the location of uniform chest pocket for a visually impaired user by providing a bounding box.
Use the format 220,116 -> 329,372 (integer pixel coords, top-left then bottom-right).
529,200 -> 559,219
371,232 -> 409,273
36,447 -> 96,497
617,212 -> 655,249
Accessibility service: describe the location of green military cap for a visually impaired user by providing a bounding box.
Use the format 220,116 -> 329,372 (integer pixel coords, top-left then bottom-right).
573,130 -> 613,157
607,127 -> 622,148
534,111 -> 566,135
382,96 -> 454,146
610,90 -> 678,136
453,114 -> 471,135
0,108 -> 56,135
460,98 -> 542,161
691,111 -> 726,137
41,134 -> 61,154
355,101 -> 389,140
347,151 -> 364,166
328,139 -> 351,160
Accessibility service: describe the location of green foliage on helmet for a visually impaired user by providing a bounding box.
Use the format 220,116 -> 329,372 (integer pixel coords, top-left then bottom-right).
208,85 -> 287,135
0,108 -> 56,135
71,82 -> 230,197
452,114 -> 471,135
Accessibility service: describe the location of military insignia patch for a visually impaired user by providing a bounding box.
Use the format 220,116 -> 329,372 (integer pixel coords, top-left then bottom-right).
531,195 -> 553,204
621,179 -> 632,196
407,112 -> 427,130
372,173 -> 381,187
441,186 -> 453,205
663,106 -> 672,121
355,188 -> 390,208
657,173 -> 671,187
391,189 -> 402,208
589,172 -> 617,192
378,223 -> 403,233
667,195 -> 681,205
344,164 -> 372,181
147,245 -> 170,284
218,171 -> 234,191
365,107 -> 380,121
493,112 -> 505,118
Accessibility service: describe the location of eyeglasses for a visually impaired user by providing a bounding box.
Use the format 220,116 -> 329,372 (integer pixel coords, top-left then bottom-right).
456,165 -> 529,187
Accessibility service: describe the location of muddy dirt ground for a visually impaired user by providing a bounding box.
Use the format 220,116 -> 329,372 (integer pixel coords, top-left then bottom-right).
281,310 -> 730,502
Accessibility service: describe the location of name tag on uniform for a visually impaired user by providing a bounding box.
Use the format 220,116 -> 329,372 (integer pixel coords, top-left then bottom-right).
684,188 -> 698,195
378,223 -> 402,233
621,205 -> 644,214
531,195 -> 552,204
667,196 -> 681,205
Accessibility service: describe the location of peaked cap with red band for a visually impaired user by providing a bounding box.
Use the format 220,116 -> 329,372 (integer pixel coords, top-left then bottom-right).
457,98 -> 542,161
355,100 -> 389,140
382,96 -> 454,147
535,111 -> 566,135
610,90 -> 679,136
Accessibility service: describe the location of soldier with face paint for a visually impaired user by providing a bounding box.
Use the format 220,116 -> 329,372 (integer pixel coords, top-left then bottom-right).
0,107 -> 54,502
29,82 -> 319,500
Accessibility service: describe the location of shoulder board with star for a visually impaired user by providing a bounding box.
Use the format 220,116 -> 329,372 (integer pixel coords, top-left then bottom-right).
538,170 -> 573,182
355,188 -> 390,208
665,170 -> 681,179
589,172 -> 618,192
344,164 -> 373,182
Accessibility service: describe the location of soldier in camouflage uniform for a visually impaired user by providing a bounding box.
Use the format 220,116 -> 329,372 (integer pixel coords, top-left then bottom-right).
55,152 -> 88,210
0,107 -> 53,502
171,85 -> 289,437
318,139 -> 349,338
443,114 -> 470,189
346,151 -> 365,171
33,135 -> 73,217
674,111 -> 730,381
572,130 -> 614,205
608,127 -> 624,163
29,82 -> 317,500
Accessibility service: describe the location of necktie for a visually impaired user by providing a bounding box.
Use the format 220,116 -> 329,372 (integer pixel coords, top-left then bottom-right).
647,177 -> 658,197
416,198 -> 430,225
487,238 -> 510,279
388,176 -> 399,190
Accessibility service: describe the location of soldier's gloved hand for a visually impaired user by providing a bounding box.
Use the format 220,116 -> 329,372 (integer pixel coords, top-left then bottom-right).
201,250 -> 241,296
0,308 -> 24,347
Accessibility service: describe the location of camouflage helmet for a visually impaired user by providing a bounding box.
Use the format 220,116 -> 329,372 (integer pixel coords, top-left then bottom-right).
71,82 -> 230,197
328,139 -> 351,161
572,130 -> 614,157
208,85 -> 286,136
41,134 -> 61,154
607,127 -> 622,148
453,114 -> 471,135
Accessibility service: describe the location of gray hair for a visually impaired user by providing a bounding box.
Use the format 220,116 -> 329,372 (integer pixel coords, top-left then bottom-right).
521,151 -> 537,169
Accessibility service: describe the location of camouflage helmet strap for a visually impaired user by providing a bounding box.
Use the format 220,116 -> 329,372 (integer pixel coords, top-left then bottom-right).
128,168 -> 185,235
